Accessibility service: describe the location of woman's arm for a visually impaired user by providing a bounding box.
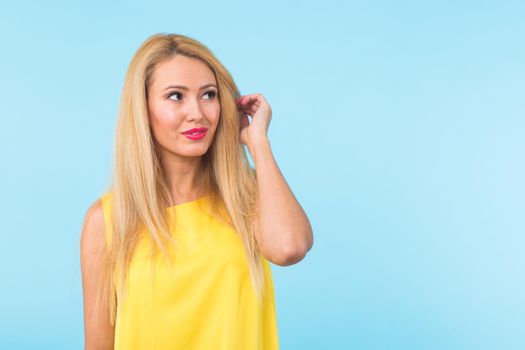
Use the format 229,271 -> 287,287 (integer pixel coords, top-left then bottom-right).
237,93 -> 314,266
80,200 -> 115,349
249,137 -> 314,266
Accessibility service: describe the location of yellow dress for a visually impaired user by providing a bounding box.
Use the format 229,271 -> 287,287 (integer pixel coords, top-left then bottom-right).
100,192 -> 280,349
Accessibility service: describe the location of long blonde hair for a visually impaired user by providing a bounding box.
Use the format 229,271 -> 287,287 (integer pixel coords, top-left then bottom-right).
95,33 -> 263,326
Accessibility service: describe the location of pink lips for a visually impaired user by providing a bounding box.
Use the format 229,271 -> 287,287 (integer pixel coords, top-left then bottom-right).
181,127 -> 208,140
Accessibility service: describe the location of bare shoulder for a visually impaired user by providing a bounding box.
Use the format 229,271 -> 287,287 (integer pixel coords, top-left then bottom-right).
80,198 -> 106,254
80,198 -> 115,348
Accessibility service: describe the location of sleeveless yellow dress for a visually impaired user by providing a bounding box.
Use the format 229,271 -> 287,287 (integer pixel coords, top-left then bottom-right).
99,192 -> 280,349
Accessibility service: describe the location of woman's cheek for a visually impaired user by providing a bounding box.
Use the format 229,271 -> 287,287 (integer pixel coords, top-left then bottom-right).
212,103 -> 221,124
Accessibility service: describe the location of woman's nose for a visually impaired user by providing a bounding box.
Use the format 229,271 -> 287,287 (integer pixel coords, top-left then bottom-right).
185,98 -> 204,121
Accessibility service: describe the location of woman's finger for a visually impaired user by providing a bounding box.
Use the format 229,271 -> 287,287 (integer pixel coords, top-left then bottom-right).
236,94 -> 259,104
237,97 -> 261,110
238,104 -> 258,115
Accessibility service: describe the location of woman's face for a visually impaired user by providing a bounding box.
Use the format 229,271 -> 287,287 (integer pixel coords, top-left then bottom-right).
147,55 -> 220,160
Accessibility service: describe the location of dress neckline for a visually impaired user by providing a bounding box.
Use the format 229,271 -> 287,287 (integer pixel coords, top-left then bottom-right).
166,195 -> 209,211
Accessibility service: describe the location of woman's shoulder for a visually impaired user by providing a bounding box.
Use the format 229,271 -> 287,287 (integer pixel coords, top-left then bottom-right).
80,197 -> 108,256
82,191 -> 114,247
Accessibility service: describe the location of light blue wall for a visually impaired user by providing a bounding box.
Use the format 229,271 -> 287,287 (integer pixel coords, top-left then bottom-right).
1,1 -> 523,349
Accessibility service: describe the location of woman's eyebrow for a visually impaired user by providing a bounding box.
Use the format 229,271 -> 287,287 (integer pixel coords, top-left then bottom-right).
162,83 -> 217,91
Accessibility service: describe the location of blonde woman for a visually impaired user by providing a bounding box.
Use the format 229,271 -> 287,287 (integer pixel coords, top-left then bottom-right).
80,33 -> 313,349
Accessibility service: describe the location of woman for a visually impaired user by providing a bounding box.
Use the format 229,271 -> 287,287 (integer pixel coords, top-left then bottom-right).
80,33 -> 313,349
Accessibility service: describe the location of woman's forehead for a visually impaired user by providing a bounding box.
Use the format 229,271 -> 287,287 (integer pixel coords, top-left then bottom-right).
151,55 -> 216,91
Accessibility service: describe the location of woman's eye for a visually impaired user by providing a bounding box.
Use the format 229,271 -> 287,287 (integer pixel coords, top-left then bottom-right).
203,90 -> 216,100
168,91 -> 216,102
168,92 -> 183,101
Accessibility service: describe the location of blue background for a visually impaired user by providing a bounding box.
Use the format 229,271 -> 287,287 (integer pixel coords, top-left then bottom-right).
1,0 -> 524,349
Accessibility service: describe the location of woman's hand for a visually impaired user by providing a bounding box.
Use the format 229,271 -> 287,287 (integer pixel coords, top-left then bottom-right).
235,93 -> 272,148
